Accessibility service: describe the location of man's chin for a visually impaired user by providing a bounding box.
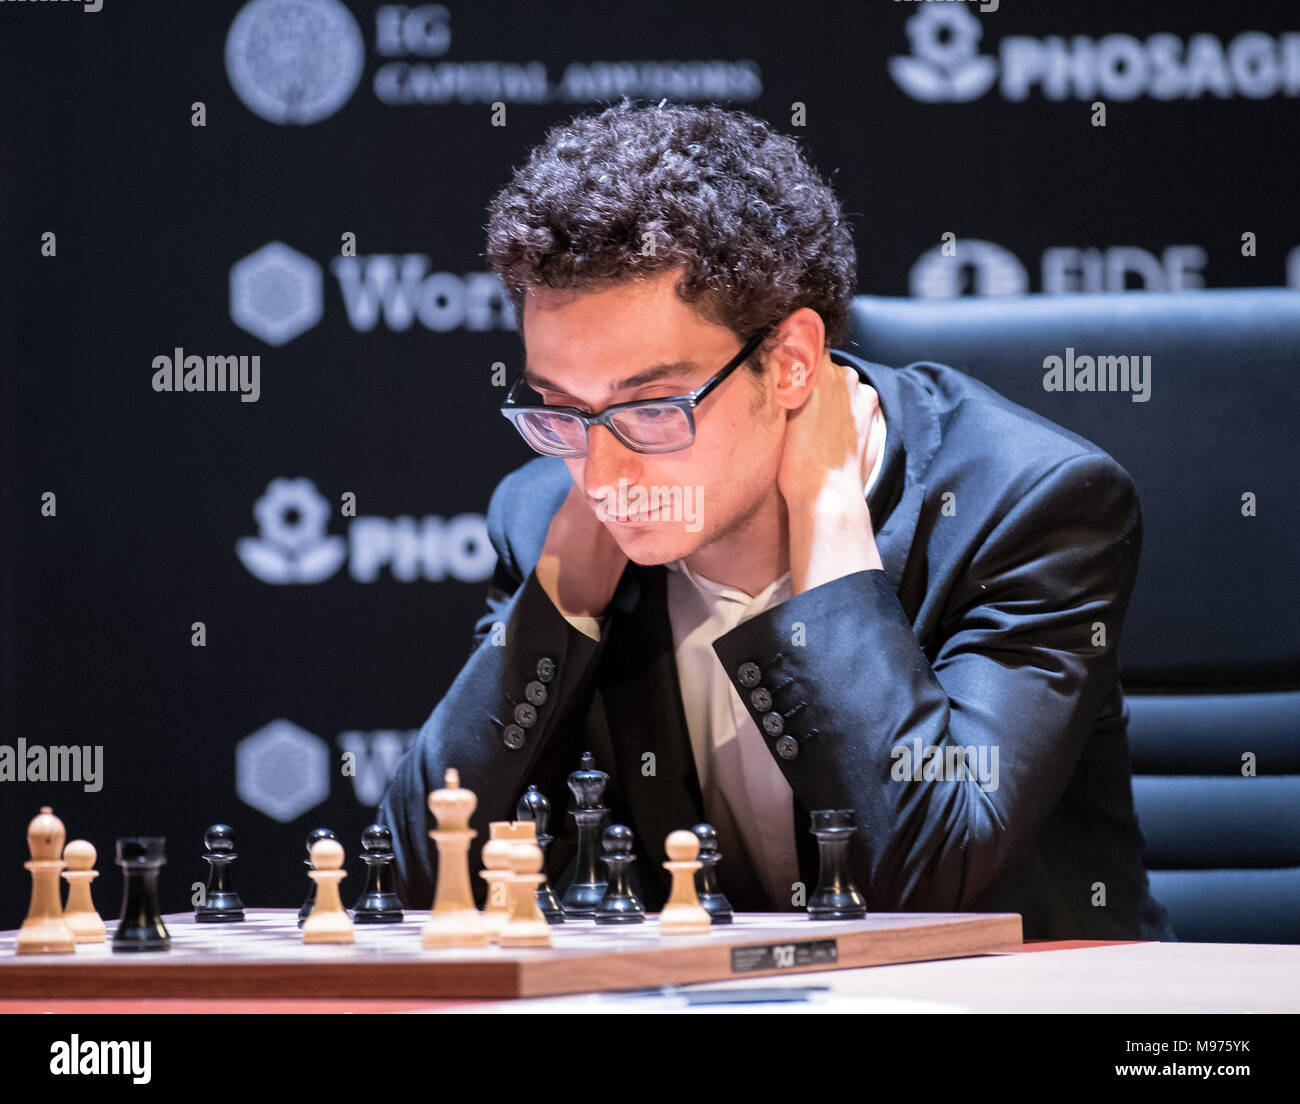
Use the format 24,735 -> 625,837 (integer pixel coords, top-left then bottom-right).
605,523 -> 703,566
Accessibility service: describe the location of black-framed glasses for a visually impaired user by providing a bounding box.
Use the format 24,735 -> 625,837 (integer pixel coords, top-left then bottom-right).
500,326 -> 772,457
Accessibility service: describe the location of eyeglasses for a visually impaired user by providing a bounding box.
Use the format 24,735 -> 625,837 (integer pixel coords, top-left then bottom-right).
500,326 -> 772,458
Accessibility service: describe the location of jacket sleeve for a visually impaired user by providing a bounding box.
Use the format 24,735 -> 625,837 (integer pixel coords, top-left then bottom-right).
377,469 -> 609,909
709,453 -> 1142,911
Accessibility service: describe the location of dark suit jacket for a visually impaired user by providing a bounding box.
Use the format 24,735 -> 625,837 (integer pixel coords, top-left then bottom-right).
379,349 -> 1177,941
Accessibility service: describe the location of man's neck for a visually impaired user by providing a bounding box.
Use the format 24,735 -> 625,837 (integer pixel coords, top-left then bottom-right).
680,486 -> 790,600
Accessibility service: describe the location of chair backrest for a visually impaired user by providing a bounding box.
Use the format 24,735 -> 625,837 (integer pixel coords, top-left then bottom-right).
848,289 -> 1300,943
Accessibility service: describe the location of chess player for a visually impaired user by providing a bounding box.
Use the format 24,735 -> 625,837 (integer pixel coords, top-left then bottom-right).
379,100 -> 1176,941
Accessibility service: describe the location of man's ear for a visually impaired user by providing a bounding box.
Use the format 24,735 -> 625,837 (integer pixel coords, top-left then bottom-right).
769,351 -> 821,410
767,308 -> 827,411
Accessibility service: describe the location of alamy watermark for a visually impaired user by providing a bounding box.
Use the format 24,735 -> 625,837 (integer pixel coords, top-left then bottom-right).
890,738 -> 999,792
0,739 -> 103,792
1043,348 -> 1152,402
592,477 -> 705,533
152,348 -> 261,403
50,1036 -> 150,1084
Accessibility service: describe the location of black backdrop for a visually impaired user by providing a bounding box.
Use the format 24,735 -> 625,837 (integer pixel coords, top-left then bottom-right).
3,0 -> 1298,929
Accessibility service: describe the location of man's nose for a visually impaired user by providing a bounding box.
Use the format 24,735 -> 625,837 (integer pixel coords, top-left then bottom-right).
583,423 -> 642,499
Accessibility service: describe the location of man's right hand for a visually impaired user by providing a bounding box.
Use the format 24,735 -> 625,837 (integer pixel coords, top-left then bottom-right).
536,482 -> 629,620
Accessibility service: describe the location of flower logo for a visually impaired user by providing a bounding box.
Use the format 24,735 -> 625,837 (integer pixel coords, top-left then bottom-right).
236,478 -> 346,583
889,6 -> 998,103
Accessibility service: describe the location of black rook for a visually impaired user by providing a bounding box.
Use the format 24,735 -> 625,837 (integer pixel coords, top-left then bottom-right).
112,837 -> 171,952
807,809 -> 868,920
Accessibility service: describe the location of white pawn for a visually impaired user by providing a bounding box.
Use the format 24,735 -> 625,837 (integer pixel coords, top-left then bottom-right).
498,838 -> 552,948
302,838 -> 354,944
62,839 -> 106,943
479,823 -> 517,943
658,829 -> 711,935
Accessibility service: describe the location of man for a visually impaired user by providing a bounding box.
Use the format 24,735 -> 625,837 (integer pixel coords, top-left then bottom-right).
379,99 -> 1176,941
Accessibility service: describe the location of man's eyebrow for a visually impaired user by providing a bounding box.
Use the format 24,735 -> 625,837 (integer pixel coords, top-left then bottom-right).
523,360 -> 701,399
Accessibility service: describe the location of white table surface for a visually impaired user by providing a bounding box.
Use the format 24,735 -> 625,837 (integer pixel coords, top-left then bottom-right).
427,941 -> 1300,1013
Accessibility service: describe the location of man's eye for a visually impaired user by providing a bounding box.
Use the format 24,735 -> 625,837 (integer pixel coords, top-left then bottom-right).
543,395 -> 586,412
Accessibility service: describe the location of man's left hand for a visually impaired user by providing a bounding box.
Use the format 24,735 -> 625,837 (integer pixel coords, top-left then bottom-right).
777,359 -> 880,508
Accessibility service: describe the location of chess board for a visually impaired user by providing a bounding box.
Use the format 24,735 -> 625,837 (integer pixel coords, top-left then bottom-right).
0,909 -> 1022,999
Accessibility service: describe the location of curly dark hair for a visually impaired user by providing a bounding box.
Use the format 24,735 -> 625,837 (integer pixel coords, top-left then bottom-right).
485,99 -> 857,368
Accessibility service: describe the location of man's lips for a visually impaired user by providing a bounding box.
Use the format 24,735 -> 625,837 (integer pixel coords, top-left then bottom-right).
590,500 -> 651,523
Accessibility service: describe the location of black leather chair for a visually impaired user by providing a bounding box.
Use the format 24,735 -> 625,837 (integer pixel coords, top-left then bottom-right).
847,288 -> 1300,943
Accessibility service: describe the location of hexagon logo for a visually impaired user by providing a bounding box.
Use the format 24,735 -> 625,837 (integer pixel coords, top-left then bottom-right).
230,242 -> 323,346
236,719 -> 331,823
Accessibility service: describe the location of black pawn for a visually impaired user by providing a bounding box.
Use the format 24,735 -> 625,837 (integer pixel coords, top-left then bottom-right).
112,837 -> 171,952
595,824 -> 645,925
196,824 -> 245,923
351,824 -> 403,923
807,809 -> 867,920
692,823 -> 733,924
516,785 -> 564,924
561,752 -> 608,917
298,827 -> 337,927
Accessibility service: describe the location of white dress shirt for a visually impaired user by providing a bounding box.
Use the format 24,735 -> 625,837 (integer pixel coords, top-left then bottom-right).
561,403 -> 886,907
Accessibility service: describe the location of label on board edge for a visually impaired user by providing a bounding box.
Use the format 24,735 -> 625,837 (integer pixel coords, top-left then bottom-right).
730,938 -> 838,973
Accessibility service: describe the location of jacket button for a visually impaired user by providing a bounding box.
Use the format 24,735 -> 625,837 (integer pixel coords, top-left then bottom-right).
762,711 -> 785,737
737,662 -> 761,688
524,680 -> 548,706
750,686 -> 773,712
536,657 -> 556,683
513,702 -> 537,727
775,735 -> 799,760
503,725 -> 526,750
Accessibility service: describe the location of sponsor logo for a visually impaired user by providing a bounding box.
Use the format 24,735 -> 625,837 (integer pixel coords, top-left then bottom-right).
236,719 -> 331,822
890,5 -> 1300,102
229,244 -> 515,343
330,255 -> 516,332
910,239 -> 1028,298
230,243 -> 324,346
889,6 -> 998,103
237,478 -> 347,584
236,478 -> 494,585
910,241 -> 1211,297
237,724 -> 418,821
227,3 -> 761,117
225,0 -> 365,124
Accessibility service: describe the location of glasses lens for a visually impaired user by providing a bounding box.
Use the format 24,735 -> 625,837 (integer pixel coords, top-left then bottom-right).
516,410 -> 587,456
609,404 -> 692,451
